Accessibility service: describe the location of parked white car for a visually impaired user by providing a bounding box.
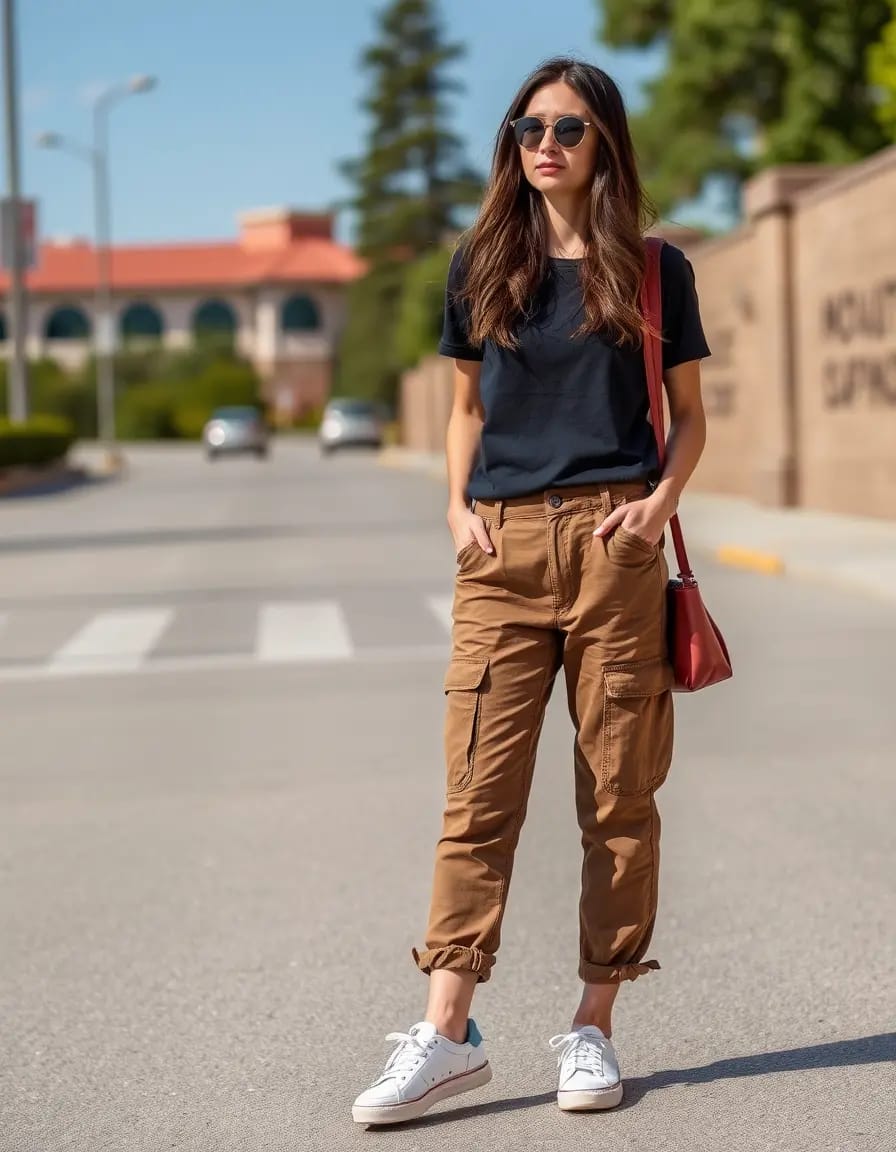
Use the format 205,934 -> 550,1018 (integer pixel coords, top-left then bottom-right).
319,398 -> 384,455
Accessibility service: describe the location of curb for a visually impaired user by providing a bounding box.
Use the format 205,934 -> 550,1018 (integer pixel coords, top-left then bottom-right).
713,546 -> 786,576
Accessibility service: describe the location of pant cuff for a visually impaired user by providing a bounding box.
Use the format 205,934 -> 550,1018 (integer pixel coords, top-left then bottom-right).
579,958 -> 661,984
412,945 -> 495,984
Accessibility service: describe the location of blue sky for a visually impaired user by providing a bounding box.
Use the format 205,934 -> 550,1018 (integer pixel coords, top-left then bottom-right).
18,0 -> 664,247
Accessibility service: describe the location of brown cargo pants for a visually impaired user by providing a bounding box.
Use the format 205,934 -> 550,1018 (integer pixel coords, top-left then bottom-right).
412,482 -> 674,986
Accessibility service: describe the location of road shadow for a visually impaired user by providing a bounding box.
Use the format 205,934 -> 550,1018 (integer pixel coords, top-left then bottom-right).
361,1091 -> 557,1134
618,1031 -> 896,1108
0,466 -> 116,502
362,1033 -> 896,1131
0,518 -> 439,555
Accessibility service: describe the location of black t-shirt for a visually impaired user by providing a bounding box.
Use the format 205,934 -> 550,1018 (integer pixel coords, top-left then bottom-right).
438,242 -> 711,499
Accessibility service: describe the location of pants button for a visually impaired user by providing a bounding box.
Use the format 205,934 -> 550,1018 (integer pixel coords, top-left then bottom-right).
548,495 -> 563,508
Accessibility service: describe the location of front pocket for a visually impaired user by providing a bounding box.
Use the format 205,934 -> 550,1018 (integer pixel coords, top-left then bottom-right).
455,538 -> 480,567
611,525 -> 659,563
601,658 -> 674,796
443,656 -> 489,793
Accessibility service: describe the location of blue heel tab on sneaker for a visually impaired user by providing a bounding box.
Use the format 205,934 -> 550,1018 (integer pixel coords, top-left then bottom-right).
466,1019 -> 483,1047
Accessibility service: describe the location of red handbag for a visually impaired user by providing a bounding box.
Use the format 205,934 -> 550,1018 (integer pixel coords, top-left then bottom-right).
640,237 -> 733,692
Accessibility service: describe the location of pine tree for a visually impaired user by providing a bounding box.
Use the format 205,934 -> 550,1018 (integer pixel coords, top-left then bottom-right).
336,0 -> 480,404
600,0 -> 892,216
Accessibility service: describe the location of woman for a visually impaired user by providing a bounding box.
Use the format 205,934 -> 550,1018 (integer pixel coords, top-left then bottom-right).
352,56 -> 710,1126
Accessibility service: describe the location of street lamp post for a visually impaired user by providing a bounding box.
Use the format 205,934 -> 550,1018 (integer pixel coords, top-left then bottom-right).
38,75 -> 156,463
3,0 -> 28,422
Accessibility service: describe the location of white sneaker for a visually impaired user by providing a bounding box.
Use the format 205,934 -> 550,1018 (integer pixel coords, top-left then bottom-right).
550,1025 -> 624,1110
352,1020 -> 492,1126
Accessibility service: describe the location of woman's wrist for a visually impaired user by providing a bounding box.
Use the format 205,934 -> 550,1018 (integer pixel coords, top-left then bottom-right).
448,495 -> 471,515
649,481 -> 679,519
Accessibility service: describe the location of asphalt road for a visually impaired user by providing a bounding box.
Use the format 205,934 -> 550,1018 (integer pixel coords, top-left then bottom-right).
1,439 -> 894,1152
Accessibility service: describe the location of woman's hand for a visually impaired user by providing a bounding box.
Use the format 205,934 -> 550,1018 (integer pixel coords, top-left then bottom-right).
593,492 -> 672,547
448,503 -> 494,557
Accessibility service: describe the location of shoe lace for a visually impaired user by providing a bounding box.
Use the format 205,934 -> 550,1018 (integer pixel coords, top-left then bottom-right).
378,1028 -> 433,1081
549,1031 -> 605,1075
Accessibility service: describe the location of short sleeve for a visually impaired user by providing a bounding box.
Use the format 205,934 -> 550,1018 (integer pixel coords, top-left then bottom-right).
438,247 -> 484,362
659,243 -> 711,370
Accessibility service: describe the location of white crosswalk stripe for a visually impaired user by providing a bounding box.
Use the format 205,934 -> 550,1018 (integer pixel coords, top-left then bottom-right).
256,601 -> 354,663
48,609 -> 175,675
0,594 -> 455,681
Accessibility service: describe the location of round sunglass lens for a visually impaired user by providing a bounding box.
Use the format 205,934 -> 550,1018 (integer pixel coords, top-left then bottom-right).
554,117 -> 586,147
550,118 -> 587,148
514,118 -> 545,148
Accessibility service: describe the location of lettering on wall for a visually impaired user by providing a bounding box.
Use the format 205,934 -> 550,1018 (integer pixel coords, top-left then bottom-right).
821,281 -> 896,408
701,328 -> 736,418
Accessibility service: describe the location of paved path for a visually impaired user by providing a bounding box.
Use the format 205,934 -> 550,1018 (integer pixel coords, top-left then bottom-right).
1,440 -> 893,1152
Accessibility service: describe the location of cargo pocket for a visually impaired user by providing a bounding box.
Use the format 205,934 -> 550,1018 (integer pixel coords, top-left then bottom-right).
601,658 -> 674,796
443,656 -> 489,793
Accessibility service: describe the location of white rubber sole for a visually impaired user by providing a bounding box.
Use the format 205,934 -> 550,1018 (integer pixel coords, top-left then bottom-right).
352,1060 -> 492,1125
558,1081 -> 624,1111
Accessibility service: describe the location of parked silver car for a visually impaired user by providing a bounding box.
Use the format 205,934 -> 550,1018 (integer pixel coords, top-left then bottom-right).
319,397 -> 384,455
203,406 -> 270,460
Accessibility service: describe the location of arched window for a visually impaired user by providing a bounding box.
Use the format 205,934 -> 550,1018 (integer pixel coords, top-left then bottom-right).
121,301 -> 165,341
45,305 -> 91,341
192,299 -> 238,342
0,310 -> 6,341
281,293 -> 321,332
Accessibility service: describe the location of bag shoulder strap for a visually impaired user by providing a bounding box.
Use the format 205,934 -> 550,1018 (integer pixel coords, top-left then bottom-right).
639,236 -> 695,582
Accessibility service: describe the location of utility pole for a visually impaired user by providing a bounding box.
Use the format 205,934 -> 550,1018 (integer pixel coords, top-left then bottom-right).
2,0 -> 28,421
37,74 -> 155,463
92,99 -> 115,450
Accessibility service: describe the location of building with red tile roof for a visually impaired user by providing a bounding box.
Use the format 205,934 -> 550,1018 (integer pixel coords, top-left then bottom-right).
0,207 -> 365,418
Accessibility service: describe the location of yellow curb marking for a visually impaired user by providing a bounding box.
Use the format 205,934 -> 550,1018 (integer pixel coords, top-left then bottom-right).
715,546 -> 785,575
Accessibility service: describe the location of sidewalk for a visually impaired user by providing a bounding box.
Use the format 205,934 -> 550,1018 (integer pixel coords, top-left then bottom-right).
379,446 -> 896,604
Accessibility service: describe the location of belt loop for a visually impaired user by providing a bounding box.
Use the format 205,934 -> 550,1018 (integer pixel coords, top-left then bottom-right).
599,486 -> 612,517
496,499 -> 504,529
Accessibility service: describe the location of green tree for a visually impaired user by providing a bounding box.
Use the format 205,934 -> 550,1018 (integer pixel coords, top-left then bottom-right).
335,263 -> 405,405
869,1 -> 896,137
394,246 -> 452,369
600,0 -> 893,215
337,0 -> 480,403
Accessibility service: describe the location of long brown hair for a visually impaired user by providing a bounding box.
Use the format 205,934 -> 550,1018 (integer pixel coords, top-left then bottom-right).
460,57 -> 656,349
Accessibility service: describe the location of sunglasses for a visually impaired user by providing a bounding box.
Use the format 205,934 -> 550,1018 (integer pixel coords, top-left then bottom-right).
510,115 -> 594,151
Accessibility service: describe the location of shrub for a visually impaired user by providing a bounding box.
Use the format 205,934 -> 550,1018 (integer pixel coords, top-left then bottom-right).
0,359 -> 97,438
192,358 -> 260,407
171,404 -> 212,440
0,415 -> 75,468
115,385 -> 178,440
32,368 -> 97,439
289,403 -> 324,431
0,347 -> 265,441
